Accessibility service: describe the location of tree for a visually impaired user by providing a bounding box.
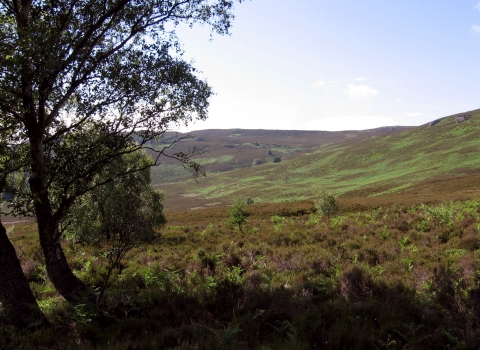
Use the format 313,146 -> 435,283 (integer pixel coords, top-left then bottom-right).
0,137 -> 49,328
63,150 -> 166,303
229,197 -> 247,233
314,188 -> 339,219
0,0 -> 243,306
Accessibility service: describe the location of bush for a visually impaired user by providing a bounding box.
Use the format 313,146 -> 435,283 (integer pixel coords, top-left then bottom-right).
63,151 -> 166,245
229,197 -> 247,233
252,158 -> 263,166
314,188 -> 339,219
62,150 -> 166,302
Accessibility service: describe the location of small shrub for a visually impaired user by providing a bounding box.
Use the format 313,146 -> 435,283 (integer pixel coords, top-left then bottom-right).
421,203 -> 453,228
228,197 -> 248,233
197,250 -> 223,273
314,188 -> 339,219
252,158 -> 263,166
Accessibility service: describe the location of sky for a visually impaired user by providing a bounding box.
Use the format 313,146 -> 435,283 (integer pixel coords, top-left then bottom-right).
174,0 -> 480,132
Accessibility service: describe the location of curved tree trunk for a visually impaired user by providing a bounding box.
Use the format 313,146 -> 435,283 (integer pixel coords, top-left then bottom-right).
28,136 -> 92,303
16,0 -> 93,303
0,222 -> 49,328
36,207 -> 92,302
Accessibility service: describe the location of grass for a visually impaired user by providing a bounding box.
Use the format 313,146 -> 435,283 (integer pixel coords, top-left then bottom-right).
368,184 -> 412,197
3,195 -> 480,349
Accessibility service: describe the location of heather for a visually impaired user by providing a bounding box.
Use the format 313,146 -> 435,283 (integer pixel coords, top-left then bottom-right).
3,197 -> 480,349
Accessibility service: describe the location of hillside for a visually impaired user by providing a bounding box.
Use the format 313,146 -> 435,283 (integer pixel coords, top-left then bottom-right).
150,127 -> 410,184
157,109 -> 480,210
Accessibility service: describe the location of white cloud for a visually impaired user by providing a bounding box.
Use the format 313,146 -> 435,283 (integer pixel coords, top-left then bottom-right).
354,77 -> 368,82
345,84 -> 379,99
471,25 -> 480,34
475,1 -> 480,11
396,98 -> 401,104
405,112 -> 423,117
312,80 -> 327,88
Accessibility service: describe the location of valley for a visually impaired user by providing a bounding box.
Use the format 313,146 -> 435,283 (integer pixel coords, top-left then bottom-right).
155,109 -> 480,211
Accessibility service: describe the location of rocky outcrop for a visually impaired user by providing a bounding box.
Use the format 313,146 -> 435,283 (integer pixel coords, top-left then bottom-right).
456,115 -> 470,123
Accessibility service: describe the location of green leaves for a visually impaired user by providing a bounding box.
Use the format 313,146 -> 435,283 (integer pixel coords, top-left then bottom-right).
229,197 -> 247,233
314,187 -> 339,219
63,149 -> 166,245
0,0 -> 242,220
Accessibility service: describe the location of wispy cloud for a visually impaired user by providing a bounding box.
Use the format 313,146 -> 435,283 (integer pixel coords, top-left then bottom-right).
312,80 -> 327,88
405,112 -> 423,117
345,84 -> 378,99
475,1 -> 480,11
354,77 -> 368,82
471,25 -> 480,34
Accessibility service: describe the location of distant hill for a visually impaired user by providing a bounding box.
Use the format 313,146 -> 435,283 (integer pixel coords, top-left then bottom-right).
154,109 -> 480,210
150,126 -> 410,184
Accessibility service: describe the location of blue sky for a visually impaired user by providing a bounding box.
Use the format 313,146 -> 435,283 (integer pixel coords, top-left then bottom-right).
176,0 -> 480,131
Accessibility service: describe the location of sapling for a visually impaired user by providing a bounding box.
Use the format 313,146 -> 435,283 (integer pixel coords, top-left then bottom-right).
229,198 -> 248,233
314,188 -> 339,219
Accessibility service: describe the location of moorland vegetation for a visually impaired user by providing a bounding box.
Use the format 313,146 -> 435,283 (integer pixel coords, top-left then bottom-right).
2,194 -> 480,348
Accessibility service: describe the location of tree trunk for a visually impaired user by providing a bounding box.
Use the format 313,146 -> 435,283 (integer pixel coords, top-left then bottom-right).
17,0 -> 91,302
36,211 -> 92,302
28,135 -> 92,303
0,222 -> 49,328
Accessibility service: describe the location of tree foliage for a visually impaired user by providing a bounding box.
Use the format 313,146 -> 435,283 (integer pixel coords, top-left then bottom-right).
63,150 -> 166,245
229,197 -> 247,233
314,188 -> 339,219
63,150 -> 166,303
0,0 -> 244,219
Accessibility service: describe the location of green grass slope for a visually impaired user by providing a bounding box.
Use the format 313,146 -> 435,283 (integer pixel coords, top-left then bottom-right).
150,127 -> 410,184
159,110 -> 480,210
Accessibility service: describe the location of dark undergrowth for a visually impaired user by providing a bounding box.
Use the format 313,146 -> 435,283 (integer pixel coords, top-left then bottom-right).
2,198 -> 480,349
